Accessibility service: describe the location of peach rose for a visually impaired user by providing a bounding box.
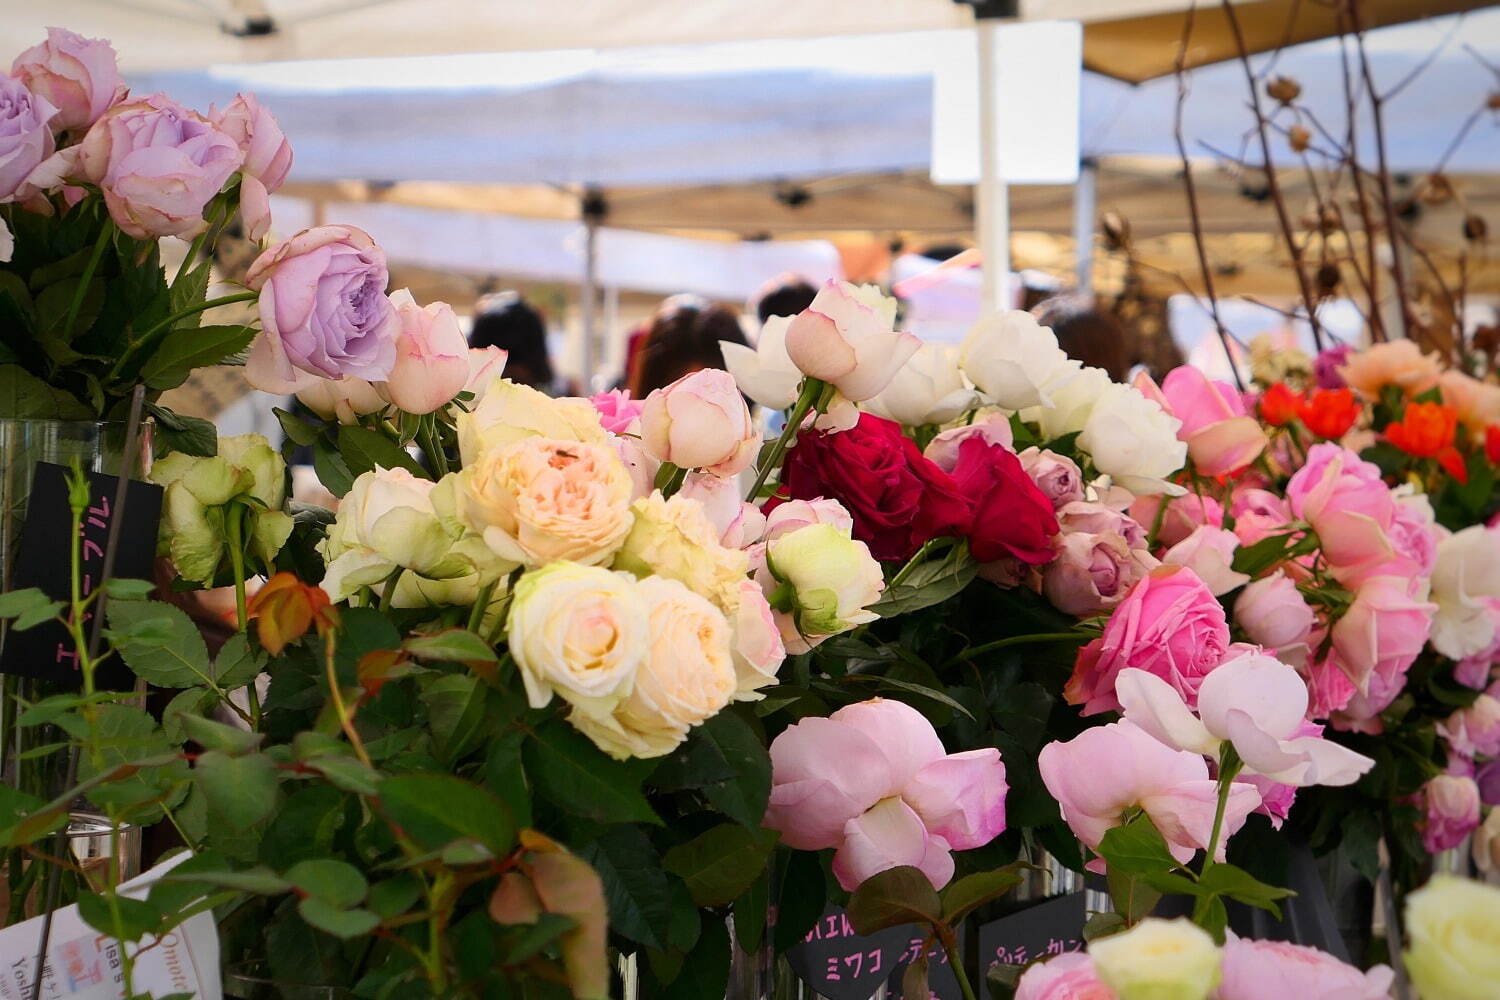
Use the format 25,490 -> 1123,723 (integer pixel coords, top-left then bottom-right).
1338,340 -> 1442,401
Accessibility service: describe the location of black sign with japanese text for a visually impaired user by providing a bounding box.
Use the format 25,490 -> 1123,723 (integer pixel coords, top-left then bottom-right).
786,906 -> 964,1000
977,891 -> 1087,972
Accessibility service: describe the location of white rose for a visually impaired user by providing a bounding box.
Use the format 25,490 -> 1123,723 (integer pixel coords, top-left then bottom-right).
319,468 -> 467,601
506,562 -> 649,717
760,523 -> 884,653
863,342 -> 978,426
1430,525 -> 1500,660
296,375 -> 387,425
1078,383 -> 1188,496
720,315 -> 802,410
1088,918 -> 1220,1000
1027,365 -> 1110,440
1162,526 -> 1249,596
1404,875 -> 1500,1000
959,310 -> 1080,410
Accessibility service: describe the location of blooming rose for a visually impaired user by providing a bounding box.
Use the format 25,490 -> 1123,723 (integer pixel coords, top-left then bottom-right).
726,577 -> 785,699
1128,493 -> 1224,549
1029,365 -> 1112,440
1045,531 -> 1157,618
1330,575 -> 1434,693
779,412 -> 971,561
1088,919 -> 1221,1000
950,437 -> 1058,566
863,342 -> 977,426
677,472 -> 765,548
458,437 -> 633,567
1039,720 -> 1256,870
761,497 -> 854,542
456,378 -> 606,464
1258,382 -> 1301,426
11,28 -> 123,134
1014,953 -> 1113,1000
959,310 -> 1079,410
1228,487 -> 1291,548
296,375 -> 386,425
244,225 -> 401,391
720,315 -> 802,410
1404,875 -> 1500,1000
571,575 -> 736,759
1239,768 -> 1299,829
1338,339 -> 1441,400
764,698 -> 1007,890
377,290 -> 470,414
462,347 -> 508,403
1161,526 -> 1248,596
210,92 -> 291,240
1118,653 -> 1375,787
77,93 -> 242,238
1437,693 -> 1500,758
1285,443 -> 1399,582
640,368 -> 759,477
1437,369 -> 1500,432
1233,571 -> 1314,651
1430,525 -> 1500,660
612,492 -> 750,612
1150,367 -> 1267,476
0,72 -> 57,202
1217,938 -> 1391,1000
1019,448 -> 1085,510
588,388 -> 644,435
759,522 -> 884,653
1078,383 -> 1187,497
506,562 -> 648,716
784,280 -> 917,401
1065,566 -> 1230,715
1418,774 -> 1481,854
922,415 -> 1013,473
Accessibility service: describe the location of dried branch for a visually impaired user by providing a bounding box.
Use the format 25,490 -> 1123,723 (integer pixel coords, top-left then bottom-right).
1336,22 -> 1387,342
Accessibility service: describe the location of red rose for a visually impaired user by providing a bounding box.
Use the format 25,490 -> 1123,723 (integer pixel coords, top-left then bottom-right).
949,437 -> 1059,565
778,412 -> 970,561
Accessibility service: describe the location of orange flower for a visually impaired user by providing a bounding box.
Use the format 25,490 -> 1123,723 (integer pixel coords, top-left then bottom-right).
1259,382 -> 1302,426
247,572 -> 339,655
1486,425 -> 1500,464
1297,388 -> 1361,440
1385,402 -> 1459,459
1438,447 -> 1469,484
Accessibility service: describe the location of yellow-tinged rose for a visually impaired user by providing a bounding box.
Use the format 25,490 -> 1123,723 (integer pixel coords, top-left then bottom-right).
505,562 -> 648,718
760,523 -> 883,654
570,576 -> 736,759
611,492 -> 749,612
457,437 -> 633,568
456,377 -> 605,465
1088,918 -> 1220,1000
1404,875 -> 1500,1000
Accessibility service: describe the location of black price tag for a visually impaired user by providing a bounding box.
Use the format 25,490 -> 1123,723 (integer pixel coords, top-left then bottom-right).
977,892 -> 1087,972
785,906 -> 913,1000
0,462 -> 163,689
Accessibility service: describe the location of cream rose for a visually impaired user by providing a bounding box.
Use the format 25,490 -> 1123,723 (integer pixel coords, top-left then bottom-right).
863,342 -> 977,427
456,378 -> 606,465
457,437 -> 633,568
959,310 -> 1080,411
1026,365 -> 1111,440
1403,875 -> 1500,1000
571,576 -> 737,759
1430,525 -> 1500,660
1079,383 -> 1189,497
1088,918 -> 1221,1000
611,492 -> 750,612
760,523 -> 884,653
506,562 -> 650,717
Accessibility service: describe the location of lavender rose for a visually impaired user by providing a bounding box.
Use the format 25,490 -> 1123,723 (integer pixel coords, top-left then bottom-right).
11,28 -> 125,133
244,225 -> 400,391
1018,447 -> 1084,510
77,94 -> 242,238
211,93 -> 291,241
0,72 -> 57,202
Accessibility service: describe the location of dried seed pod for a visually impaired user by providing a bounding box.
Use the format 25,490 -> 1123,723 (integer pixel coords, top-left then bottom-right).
1464,214 -> 1489,241
1288,125 -> 1311,153
1316,262 -> 1341,295
1421,173 -> 1455,205
1267,76 -> 1302,105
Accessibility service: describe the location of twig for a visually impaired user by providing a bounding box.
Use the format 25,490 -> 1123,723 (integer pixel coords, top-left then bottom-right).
1335,26 -> 1386,342
1350,2 -> 1411,339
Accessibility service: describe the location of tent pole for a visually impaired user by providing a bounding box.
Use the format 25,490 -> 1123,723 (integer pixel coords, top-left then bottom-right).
1073,157 -> 1097,296
975,18 -> 1009,313
580,216 -> 597,393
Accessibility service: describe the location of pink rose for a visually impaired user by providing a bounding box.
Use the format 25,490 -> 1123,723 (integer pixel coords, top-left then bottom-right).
1304,649 -> 1358,719
1058,501 -> 1148,550
1218,938 -> 1393,1000
1330,575 -> 1435,694
1044,531 -> 1157,618
1388,488 -> 1439,577
76,94 -> 242,238
1128,493 -> 1223,548
1238,771 -> 1298,829
1065,566 -> 1230,715
641,368 -> 760,477
784,280 -> 919,401
1418,773 -> 1480,853
0,73 -> 56,202
1151,366 -> 1268,476
680,472 -> 767,549
922,415 -> 1014,474
244,225 -> 400,390
1015,953 -> 1114,1000
463,347 -> 508,403
1234,571 -> 1315,651
1285,444 -> 1398,581
1332,667 -> 1408,733
10,28 -> 124,134
607,433 -> 658,502
1019,447 -> 1086,510
1230,487 -> 1292,548
1038,719 -> 1257,869
1437,693 -> 1500,758
763,698 -> 1007,890
210,93 -> 292,241
728,577 -> 785,699
762,497 -> 854,541
589,388 -> 645,435
1162,525 -> 1249,596
377,290 -> 469,414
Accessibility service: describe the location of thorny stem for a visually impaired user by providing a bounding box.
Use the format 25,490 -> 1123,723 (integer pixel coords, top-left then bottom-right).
1202,743 -> 1244,876
324,629 -> 374,769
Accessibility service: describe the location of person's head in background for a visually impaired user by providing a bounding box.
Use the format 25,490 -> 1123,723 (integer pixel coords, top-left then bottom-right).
629,296 -> 748,397
1032,293 -> 1130,382
753,275 -> 818,325
468,292 -> 554,392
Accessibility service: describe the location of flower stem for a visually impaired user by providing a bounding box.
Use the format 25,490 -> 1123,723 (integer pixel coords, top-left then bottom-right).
62,224 -> 112,342
889,538 -> 943,589
418,416 -> 450,478
109,290 -> 260,380
1202,744 -> 1243,874
324,629 -> 373,769
225,508 -> 260,728
467,580 -> 496,633
936,925 -> 979,1000
378,567 -> 404,613
947,632 -> 1085,666
744,378 -> 824,502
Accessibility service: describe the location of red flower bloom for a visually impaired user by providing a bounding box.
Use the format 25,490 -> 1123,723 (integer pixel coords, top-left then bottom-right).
1259,382 -> 1302,427
778,412 -> 971,561
1438,447 -> 1469,484
1385,401 -> 1459,458
1485,425 -> 1500,464
1297,388 -> 1361,440
949,437 -> 1058,565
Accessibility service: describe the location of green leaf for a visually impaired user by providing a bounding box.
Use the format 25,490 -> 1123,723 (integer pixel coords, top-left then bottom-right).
368,874 -> 423,920
275,406 -> 322,447
337,425 -> 425,478
167,259 -> 211,319
313,438 -> 355,497
939,863 -> 1029,923
695,711 -> 772,828
1197,862 -> 1295,916
1192,892 -> 1229,944
13,598 -> 63,631
141,324 -> 257,390
733,868 -> 770,955
145,404 -> 218,457
77,891 -> 163,942
1096,813 -> 1181,875
285,859 -> 368,908
870,542 -> 977,618
1107,865 -> 1164,925
175,712 -> 262,755
579,826 -> 672,950
657,913 -> 730,1000
377,773 -> 515,855
1082,911 -> 1127,941
404,628 -> 498,665
847,865 -> 942,934
103,577 -> 156,601
108,600 -> 214,688
525,719 -> 660,825
161,866 -> 292,895
212,632 -> 264,690
0,587 -> 54,619
160,687 -> 215,745
194,750 -> 278,830
297,898 -> 380,939
421,674 -> 494,765
662,824 -> 779,908
304,753 -> 383,798
1231,531 -> 1298,576
869,676 -> 975,721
